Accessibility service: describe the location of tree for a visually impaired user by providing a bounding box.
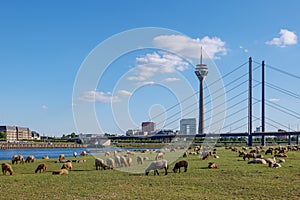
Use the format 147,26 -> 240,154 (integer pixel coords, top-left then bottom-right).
71,132 -> 76,138
0,132 -> 7,140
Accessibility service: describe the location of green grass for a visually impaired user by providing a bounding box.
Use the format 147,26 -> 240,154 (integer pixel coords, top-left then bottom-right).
1,147 -> 300,200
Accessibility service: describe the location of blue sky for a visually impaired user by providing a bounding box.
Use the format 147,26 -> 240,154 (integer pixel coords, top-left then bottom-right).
1,1 -> 300,136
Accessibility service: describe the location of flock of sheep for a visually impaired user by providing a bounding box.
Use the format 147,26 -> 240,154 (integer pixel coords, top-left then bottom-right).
2,144 -> 298,176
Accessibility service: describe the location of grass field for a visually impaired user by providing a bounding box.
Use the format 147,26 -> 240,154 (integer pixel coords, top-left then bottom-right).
1,147 -> 300,200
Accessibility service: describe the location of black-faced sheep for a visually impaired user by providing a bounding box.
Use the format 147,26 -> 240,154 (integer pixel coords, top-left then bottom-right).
173,160 -> 188,173
11,155 -> 24,164
73,152 -> 77,158
2,163 -> 14,175
208,162 -> 218,169
145,159 -> 168,176
35,163 -> 47,173
52,169 -> 69,175
80,151 -> 87,156
25,155 -> 35,163
61,162 -> 72,170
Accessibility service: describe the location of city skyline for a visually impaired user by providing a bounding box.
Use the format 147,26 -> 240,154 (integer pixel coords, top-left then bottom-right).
1,1 -> 300,136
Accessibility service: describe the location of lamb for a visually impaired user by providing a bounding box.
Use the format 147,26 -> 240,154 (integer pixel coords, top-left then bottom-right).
173,160 -> 188,173
248,158 -> 267,164
137,156 -> 144,165
61,162 -> 73,170
25,155 -> 35,163
145,159 -> 168,176
106,158 -> 115,169
95,158 -> 108,170
35,163 -> 47,173
73,152 -> 77,158
208,162 -> 218,169
52,169 -> 69,175
155,152 -> 164,160
2,163 -> 14,175
59,154 -> 65,162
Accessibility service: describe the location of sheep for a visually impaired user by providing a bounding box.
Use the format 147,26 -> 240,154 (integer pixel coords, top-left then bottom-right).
11,155 -> 24,164
35,163 -> 47,173
145,159 -> 168,176
183,151 -> 188,158
95,158 -> 108,170
173,160 -> 188,173
278,159 -> 285,163
106,158 -> 115,169
61,162 -> 73,170
137,156 -> 144,165
143,157 -> 149,161
52,169 -> 69,175
25,155 -> 35,163
59,154 -> 65,162
248,158 -> 267,164
213,155 -> 219,159
2,163 -> 14,175
155,152 -> 164,160
127,157 -> 132,167
265,157 -> 276,165
170,148 -> 176,152
80,151 -> 87,156
265,148 -> 273,155
73,152 -> 77,158
274,153 -> 288,158
104,152 -> 110,157
208,162 -> 218,169
272,163 -> 282,168
120,156 -> 128,167
114,155 -> 121,167
42,156 -> 49,159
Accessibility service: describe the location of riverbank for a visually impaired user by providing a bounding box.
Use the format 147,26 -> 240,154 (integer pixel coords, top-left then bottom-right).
0,142 -> 87,149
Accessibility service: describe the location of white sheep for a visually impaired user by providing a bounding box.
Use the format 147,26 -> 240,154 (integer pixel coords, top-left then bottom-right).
120,156 -> 128,167
155,152 -> 164,160
106,158 -> 115,169
137,156 -> 143,165
248,158 -> 267,164
127,157 -> 132,167
145,159 -> 168,176
278,158 -> 285,163
143,157 -> 149,161
73,152 -> 77,158
114,155 -> 121,167
104,152 -> 110,157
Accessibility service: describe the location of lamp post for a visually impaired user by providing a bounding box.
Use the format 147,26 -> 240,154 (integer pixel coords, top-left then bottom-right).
195,47 -> 208,134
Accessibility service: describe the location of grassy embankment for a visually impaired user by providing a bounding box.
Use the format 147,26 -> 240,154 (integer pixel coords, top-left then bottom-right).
1,147 -> 300,200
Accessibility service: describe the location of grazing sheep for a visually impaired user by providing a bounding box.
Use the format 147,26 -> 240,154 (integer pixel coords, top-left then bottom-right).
265,157 -> 276,165
143,157 -> 149,161
120,156 -> 128,167
25,155 -> 35,163
61,162 -> 73,170
274,153 -> 288,158
35,163 -> 47,173
248,158 -> 267,164
137,156 -> 144,165
104,152 -> 110,157
52,169 -> 69,175
173,160 -> 188,173
278,159 -> 285,163
80,151 -> 87,157
59,154 -> 65,162
183,151 -> 188,158
11,155 -> 24,164
213,155 -> 219,159
2,163 -> 14,175
243,153 -> 256,160
272,163 -> 282,168
127,157 -> 132,167
208,162 -> 218,169
145,159 -> 168,176
73,152 -> 77,158
42,156 -> 49,159
155,152 -> 164,160
265,149 -> 273,155
114,155 -> 121,167
106,158 -> 115,169
95,158 -> 108,170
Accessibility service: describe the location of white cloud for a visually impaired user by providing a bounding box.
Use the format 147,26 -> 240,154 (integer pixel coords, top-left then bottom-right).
136,81 -> 155,87
164,77 -> 180,82
152,35 -> 227,59
117,90 -> 132,96
268,98 -> 280,102
79,90 -> 120,103
266,29 -> 297,47
239,45 -> 248,53
41,105 -> 48,110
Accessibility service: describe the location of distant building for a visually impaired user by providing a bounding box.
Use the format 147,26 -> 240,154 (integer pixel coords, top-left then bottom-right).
180,118 -> 196,135
0,126 -> 32,141
142,122 -> 155,133
126,129 -> 147,136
